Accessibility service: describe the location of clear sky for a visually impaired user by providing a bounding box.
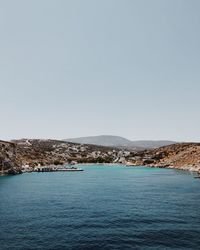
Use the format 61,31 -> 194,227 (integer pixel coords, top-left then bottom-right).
0,0 -> 200,141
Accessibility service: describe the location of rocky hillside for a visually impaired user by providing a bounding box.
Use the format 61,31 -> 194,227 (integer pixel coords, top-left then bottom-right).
1,139 -> 125,174
151,143 -> 200,172
128,143 -> 200,172
1,139 -> 200,175
12,139 -> 121,166
0,140 -> 21,175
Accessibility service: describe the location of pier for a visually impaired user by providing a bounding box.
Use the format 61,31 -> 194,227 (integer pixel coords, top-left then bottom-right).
36,166 -> 83,172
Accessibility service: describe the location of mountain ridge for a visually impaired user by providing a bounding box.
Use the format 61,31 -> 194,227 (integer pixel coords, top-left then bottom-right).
64,135 -> 176,149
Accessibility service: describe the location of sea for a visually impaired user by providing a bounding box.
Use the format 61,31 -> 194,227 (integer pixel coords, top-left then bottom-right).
0,165 -> 200,250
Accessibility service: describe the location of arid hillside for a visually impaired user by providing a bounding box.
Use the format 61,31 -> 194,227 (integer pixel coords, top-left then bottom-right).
137,143 -> 200,172
0,139 -> 122,174
1,139 -> 200,175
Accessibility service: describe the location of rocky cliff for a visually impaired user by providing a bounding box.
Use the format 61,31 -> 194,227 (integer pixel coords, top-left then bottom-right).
0,140 -> 22,175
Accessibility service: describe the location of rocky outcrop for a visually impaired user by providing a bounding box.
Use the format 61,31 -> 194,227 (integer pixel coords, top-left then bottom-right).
127,143 -> 200,173
0,140 -> 22,175
151,143 -> 200,172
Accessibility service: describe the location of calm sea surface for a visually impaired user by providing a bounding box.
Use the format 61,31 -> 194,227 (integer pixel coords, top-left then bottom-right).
0,165 -> 200,250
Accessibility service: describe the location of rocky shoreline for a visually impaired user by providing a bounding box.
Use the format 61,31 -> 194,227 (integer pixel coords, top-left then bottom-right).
1,139 -> 200,176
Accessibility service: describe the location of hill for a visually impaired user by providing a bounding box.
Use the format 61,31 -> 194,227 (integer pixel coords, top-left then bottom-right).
1,139 -> 200,175
149,143 -> 200,171
64,135 -> 175,149
65,135 -> 132,147
0,139 -> 121,175
130,142 -> 200,172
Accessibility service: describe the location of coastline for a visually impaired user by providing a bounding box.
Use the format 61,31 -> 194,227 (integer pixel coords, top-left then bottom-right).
1,162 -> 199,177
1,139 -> 200,176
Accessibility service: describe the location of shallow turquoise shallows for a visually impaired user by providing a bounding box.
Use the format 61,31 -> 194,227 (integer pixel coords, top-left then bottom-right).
0,165 -> 200,250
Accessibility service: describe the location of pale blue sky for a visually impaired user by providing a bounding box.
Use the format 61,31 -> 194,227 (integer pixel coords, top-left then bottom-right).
0,0 -> 200,141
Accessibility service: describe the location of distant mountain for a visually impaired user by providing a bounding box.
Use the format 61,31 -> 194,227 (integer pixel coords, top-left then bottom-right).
64,135 -> 176,149
128,140 -> 176,149
65,135 -> 132,147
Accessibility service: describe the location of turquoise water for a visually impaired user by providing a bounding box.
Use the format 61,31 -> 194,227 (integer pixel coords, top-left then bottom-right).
0,165 -> 200,250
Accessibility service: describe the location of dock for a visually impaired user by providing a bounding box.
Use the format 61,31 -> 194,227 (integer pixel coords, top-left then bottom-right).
36,166 -> 83,172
